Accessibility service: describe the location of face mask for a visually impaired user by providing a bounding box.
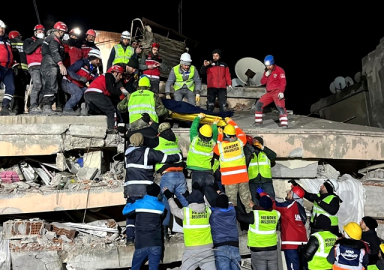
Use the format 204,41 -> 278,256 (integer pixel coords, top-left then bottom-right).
36,33 -> 45,39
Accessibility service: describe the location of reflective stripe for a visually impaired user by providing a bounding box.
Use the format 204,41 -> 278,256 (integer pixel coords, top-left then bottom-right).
218,142 -> 245,162
280,116 -> 288,120
124,180 -> 153,186
249,227 -> 276,234
255,113 -> 263,117
183,224 -> 211,229
281,241 -> 308,245
129,104 -> 156,109
135,209 -> 163,214
126,164 -> 153,169
313,233 -> 327,257
85,88 -> 103,94
249,162 -> 269,166
221,169 -> 248,176
162,148 -> 180,153
161,154 -> 168,163
190,148 -> 212,156
126,225 -> 135,227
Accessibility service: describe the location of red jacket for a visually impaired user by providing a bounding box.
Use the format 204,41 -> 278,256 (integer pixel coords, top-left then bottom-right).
142,53 -> 161,79
24,36 -> 43,68
63,44 -> 82,68
0,35 -> 14,68
85,74 -> 110,96
260,192 -> 308,250
201,61 -> 231,89
260,65 -> 286,93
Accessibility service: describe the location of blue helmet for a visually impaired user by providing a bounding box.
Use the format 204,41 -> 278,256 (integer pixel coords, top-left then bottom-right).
264,55 -> 274,66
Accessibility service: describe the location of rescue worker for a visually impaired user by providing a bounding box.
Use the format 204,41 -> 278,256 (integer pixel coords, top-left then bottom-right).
61,48 -> 101,115
117,75 -> 168,132
203,184 -> 241,270
63,28 -> 83,67
255,55 -> 288,128
152,122 -> 188,241
83,64 -> 125,133
304,214 -> 338,270
163,186 -> 216,270
244,135 -> 277,204
122,183 -> 164,270
200,49 -> 232,112
186,113 -> 220,188
124,133 -> 183,246
107,30 -> 134,70
214,117 -> 253,213
377,244 -> 384,270
9,30 -> 29,115
23,24 -> 45,113
360,216 -> 382,269
140,42 -> 162,93
0,20 -> 16,115
165,52 -> 202,105
327,222 -> 369,269
290,179 -> 342,236
257,184 -> 308,270
235,194 -> 281,270
81,29 -> 103,74
40,21 -> 68,115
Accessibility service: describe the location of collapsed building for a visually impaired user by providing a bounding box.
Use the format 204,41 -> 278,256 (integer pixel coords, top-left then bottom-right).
1,19 -> 384,270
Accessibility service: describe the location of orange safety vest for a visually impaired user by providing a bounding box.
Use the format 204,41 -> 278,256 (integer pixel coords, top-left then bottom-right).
217,139 -> 249,185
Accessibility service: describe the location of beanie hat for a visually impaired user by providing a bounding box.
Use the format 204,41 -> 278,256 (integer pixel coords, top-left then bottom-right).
215,193 -> 229,209
158,122 -> 171,133
362,216 -> 378,230
127,57 -> 139,69
253,136 -> 264,145
314,214 -> 331,230
212,49 -> 222,57
146,183 -> 161,197
259,196 -> 272,210
187,189 -> 205,204
129,133 -> 144,146
323,181 -> 334,194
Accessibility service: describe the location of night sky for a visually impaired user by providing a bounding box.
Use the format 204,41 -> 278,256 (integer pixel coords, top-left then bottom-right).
2,1 -> 384,115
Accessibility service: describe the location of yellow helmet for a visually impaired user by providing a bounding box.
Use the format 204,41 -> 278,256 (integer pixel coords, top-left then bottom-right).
223,124 -> 236,136
380,243 -> 384,254
199,124 -> 212,137
343,222 -> 362,240
138,75 -> 151,87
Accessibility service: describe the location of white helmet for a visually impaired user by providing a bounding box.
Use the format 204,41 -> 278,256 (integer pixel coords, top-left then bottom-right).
324,179 -> 339,192
0,20 -> 5,28
121,31 -> 131,39
88,49 -> 102,59
180,52 -> 192,62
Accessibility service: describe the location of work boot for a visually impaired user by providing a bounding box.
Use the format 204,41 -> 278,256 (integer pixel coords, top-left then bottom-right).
29,106 -> 42,114
55,106 -> 63,112
42,104 -> 57,115
63,108 -> 80,116
126,237 -> 134,246
0,107 -> 11,116
80,102 -> 89,116
163,226 -> 171,242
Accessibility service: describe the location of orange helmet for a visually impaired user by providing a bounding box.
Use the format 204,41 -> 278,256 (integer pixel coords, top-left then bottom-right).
53,21 -> 68,32
8,30 -> 21,39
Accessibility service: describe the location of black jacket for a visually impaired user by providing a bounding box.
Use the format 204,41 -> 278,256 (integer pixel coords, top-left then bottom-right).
362,229 -> 382,265
244,143 -> 276,183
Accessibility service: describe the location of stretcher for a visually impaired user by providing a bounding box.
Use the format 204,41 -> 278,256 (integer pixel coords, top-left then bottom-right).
170,112 -> 227,127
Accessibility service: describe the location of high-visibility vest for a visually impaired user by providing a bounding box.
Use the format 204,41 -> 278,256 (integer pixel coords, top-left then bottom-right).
212,158 -> 220,173
367,264 -> 379,270
311,194 -> 339,227
173,65 -> 195,91
182,206 -> 213,247
248,210 -> 280,248
308,231 -> 337,270
218,139 -> 248,185
154,137 -> 181,171
128,89 -> 158,124
112,44 -> 134,65
248,152 -> 272,179
186,136 -> 215,170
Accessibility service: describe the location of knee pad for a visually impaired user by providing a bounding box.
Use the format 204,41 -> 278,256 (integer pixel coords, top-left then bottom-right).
276,106 -> 286,115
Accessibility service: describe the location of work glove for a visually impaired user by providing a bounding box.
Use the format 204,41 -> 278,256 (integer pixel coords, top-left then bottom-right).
256,187 -> 264,194
141,113 -> 151,123
212,117 -> 220,125
163,189 -> 174,200
278,92 -> 284,100
121,89 -> 129,96
198,113 -> 206,119
225,117 -> 232,123
166,94 -> 171,99
59,63 -> 67,76
195,94 -> 200,104
254,141 -> 264,150
227,85 -> 233,92
78,76 -> 88,84
265,70 -> 271,77
134,74 -> 139,81
288,179 -> 299,186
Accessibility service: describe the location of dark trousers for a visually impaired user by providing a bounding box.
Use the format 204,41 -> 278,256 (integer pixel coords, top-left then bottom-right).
11,69 -> 29,113
191,170 -> 214,188
41,65 -> 60,105
207,87 -> 227,112
29,66 -> 43,108
131,246 -> 162,270
84,92 -> 116,129
0,66 -> 15,108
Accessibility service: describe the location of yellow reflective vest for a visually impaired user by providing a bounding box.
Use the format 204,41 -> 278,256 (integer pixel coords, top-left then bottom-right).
248,152 -> 272,179
311,194 -> 339,227
128,89 -> 158,124
112,44 -> 134,65
248,209 -> 280,248
183,206 -> 213,247
154,137 -> 181,171
173,65 -> 195,91
307,231 -> 337,270
186,136 -> 215,170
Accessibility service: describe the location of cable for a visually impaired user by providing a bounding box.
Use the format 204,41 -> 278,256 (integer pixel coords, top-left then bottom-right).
32,0 -> 41,24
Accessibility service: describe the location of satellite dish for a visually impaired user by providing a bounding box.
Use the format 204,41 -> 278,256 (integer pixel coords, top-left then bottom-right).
354,71 -> 362,83
232,78 -> 244,87
330,82 -> 336,93
345,76 -> 354,87
334,76 -> 346,90
235,57 -> 265,86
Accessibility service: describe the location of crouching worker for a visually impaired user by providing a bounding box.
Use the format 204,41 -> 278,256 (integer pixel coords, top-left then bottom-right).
122,183 -> 164,270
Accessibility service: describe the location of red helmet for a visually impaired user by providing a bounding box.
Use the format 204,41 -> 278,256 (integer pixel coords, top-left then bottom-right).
34,24 -> 45,31
8,30 -> 21,39
108,65 -> 124,74
291,185 -> 305,198
246,135 -> 253,145
151,42 -> 160,49
86,29 -> 96,37
53,21 -> 68,32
